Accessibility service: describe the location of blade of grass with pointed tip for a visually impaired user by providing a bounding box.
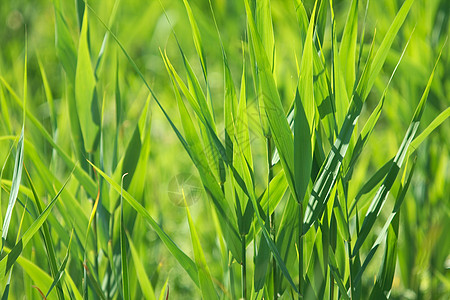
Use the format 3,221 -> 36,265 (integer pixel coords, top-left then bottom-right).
0,77 -> 97,198
88,162 -> 199,287
0,172 -> 70,278
1,127 -> 24,254
244,0 -> 295,198
126,231 -> 156,300
407,107 -> 450,156
45,229 -> 74,298
75,6 -> 98,152
339,0 -> 359,96
346,30 -> 412,181
162,50 -> 242,261
236,146 -> 299,294
353,52 -> 441,256
24,166 -> 65,300
353,158 -> 416,288
120,174 -> 129,300
359,0 -> 414,100
295,1 -> 316,204
184,191 -> 218,299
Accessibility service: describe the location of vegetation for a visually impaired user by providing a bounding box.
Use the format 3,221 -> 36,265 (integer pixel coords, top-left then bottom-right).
0,0 -> 449,299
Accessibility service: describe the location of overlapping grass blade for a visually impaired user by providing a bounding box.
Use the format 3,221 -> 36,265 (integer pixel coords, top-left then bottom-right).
126,231 -> 156,300
88,162 -> 199,287
0,77 -> 97,198
45,229 -> 74,299
75,6 -> 99,152
303,0 -> 414,233
353,158 -> 416,288
184,191 -> 218,299
24,166 -> 65,299
295,1 -> 316,204
244,0 -> 296,198
339,0 -> 359,95
0,171 -> 71,278
1,128 -> 23,253
353,51 -> 442,256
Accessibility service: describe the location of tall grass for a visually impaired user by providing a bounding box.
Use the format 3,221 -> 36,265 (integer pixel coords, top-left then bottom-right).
0,0 -> 448,299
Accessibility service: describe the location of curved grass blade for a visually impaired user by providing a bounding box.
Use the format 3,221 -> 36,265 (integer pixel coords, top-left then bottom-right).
407,107 -> 450,156
184,191 -> 218,299
45,230 -> 74,298
0,77 -> 97,198
87,162 -> 199,287
126,231 -> 156,300
244,0 -> 296,198
304,0 -> 414,233
75,6 -> 98,152
1,128 -> 23,254
0,170 -> 71,277
353,158 -> 416,288
24,166 -> 65,299
353,50 -> 443,256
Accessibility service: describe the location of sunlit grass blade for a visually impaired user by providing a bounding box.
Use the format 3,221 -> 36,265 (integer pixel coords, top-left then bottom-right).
295,1 -> 316,203
1,128 -> 23,254
88,162 -> 200,287
24,166 -> 65,299
236,146 -> 299,294
45,229 -> 74,299
357,0 -> 414,100
0,77 -> 97,198
75,6 -> 99,152
184,191 -> 218,299
0,170 -> 71,278
345,30 -> 413,180
353,51 -> 442,256
328,245 -> 349,300
126,231 -> 156,300
119,174 -> 130,300
244,0 -> 295,198
339,0 -> 359,95
353,158 -> 416,288
407,107 -> 450,156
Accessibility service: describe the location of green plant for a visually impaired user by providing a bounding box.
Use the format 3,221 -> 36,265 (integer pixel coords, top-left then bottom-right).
0,0 -> 448,299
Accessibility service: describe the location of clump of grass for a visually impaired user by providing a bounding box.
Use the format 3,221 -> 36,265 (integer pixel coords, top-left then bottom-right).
0,0 -> 448,299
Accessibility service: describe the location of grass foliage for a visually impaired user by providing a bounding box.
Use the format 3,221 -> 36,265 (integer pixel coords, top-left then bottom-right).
0,0 -> 449,299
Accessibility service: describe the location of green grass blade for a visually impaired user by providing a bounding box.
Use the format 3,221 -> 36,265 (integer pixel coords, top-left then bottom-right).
353,52 -> 442,256
295,1 -> 316,203
24,166 -> 65,300
0,77 -> 97,198
353,158 -> 416,288
45,229 -> 74,298
181,0 -> 207,76
357,0 -> 414,100
328,245 -> 350,300
75,6 -> 98,152
408,107 -> 450,156
0,171 -> 70,278
126,231 -> 156,300
236,147 -> 299,294
120,174 -> 130,300
346,30 -> 413,180
1,128 -> 24,253
52,0 -> 77,82
184,191 -> 218,299
244,0 -> 296,198
339,0 -> 359,95
88,162 -> 200,287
